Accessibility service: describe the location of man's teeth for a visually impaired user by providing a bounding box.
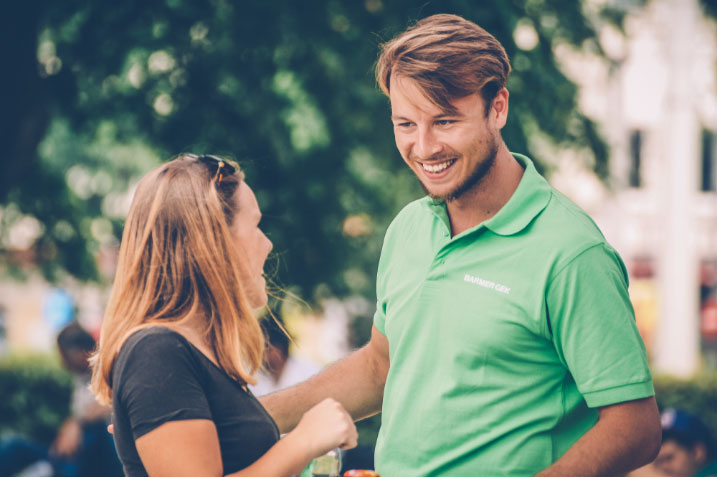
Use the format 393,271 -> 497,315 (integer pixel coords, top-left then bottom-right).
421,160 -> 454,173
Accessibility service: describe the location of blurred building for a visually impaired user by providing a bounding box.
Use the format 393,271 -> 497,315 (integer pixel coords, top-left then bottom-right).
553,0 -> 717,376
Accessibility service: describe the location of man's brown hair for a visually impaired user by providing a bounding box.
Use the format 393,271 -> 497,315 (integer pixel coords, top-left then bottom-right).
376,14 -> 511,115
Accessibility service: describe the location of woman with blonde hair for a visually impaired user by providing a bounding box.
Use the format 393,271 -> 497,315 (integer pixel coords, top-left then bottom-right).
91,154 -> 357,476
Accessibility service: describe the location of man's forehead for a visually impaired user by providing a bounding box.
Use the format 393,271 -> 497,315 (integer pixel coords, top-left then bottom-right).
389,72 -> 485,115
391,94 -> 482,120
390,105 -> 453,119
390,79 -> 449,114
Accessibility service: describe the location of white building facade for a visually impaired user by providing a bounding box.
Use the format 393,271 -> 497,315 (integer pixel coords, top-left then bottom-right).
554,0 -> 717,376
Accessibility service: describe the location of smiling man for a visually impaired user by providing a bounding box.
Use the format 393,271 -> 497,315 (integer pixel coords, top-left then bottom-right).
262,14 -> 661,476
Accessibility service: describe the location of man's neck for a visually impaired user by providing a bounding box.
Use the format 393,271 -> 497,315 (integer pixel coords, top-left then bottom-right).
446,146 -> 524,236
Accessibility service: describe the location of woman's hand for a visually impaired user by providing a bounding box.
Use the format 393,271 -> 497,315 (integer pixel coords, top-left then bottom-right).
231,398 -> 357,476
292,397 -> 358,457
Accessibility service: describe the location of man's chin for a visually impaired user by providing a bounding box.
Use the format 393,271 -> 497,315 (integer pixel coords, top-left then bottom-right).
428,192 -> 451,202
422,182 -> 466,203
418,181 -> 454,202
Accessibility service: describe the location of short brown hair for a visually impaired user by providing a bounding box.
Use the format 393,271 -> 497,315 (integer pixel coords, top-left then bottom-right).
376,14 -> 511,115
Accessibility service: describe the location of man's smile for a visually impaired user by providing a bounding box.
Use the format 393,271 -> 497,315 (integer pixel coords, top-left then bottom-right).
418,158 -> 457,175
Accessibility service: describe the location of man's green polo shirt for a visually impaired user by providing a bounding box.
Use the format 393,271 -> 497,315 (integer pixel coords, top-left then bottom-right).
373,154 -> 653,476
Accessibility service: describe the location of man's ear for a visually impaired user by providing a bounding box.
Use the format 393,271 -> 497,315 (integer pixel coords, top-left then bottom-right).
491,88 -> 509,129
693,442 -> 708,466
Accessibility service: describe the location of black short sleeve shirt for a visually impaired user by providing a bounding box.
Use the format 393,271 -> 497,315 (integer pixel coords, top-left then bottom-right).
111,326 -> 279,476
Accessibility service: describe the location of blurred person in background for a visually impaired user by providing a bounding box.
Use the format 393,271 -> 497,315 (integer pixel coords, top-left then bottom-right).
653,408 -> 717,477
90,154 -> 357,476
260,13 -> 661,476
0,305 -> 8,357
250,318 -> 321,397
0,321 -> 122,477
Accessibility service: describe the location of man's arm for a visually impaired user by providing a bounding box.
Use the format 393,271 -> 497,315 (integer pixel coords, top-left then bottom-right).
260,325 -> 389,433
538,396 -> 661,477
50,418 -> 82,457
52,376 -> 112,457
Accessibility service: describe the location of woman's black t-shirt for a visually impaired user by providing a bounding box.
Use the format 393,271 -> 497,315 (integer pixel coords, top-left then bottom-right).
111,326 -> 279,476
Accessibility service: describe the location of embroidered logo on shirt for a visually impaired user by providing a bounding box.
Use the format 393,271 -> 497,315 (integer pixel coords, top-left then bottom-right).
464,274 -> 511,294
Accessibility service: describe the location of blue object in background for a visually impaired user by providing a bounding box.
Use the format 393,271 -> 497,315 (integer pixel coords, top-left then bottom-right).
43,289 -> 75,331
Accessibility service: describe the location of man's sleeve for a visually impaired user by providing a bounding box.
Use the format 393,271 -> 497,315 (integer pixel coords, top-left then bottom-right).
373,249 -> 389,336
373,218 -> 400,337
115,332 -> 212,440
547,242 -> 654,408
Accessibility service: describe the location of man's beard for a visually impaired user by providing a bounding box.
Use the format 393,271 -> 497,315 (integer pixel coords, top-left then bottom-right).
419,135 -> 499,202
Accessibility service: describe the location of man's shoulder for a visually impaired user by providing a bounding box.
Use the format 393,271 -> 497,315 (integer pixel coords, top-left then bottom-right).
536,187 -> 608,250
394,196 -> 433,219
519,186 -> 627,277
384,196 -> 435,235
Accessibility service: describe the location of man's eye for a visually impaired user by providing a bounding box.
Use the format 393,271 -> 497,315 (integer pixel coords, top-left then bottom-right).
436,120 -> 454,126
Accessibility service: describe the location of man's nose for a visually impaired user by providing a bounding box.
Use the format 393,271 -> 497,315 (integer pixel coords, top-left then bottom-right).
414,127 -> 442,159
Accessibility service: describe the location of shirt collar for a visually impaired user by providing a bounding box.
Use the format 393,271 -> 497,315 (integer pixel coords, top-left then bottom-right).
424,153 -> 552,237
482,153 -> 551,236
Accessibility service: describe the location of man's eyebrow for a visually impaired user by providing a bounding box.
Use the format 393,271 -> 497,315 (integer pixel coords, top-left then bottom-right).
435,111 -> 464,118
390,112 -> 463,121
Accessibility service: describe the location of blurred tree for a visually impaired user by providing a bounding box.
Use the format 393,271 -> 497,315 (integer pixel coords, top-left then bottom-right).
1,0 -> 622,305
703,0 -> 717,19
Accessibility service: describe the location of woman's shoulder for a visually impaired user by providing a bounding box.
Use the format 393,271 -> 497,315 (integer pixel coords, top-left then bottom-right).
112,326 -> 210,404
114,326 -> 198,380
124,325 -> 187,345
120,326 -> 190,357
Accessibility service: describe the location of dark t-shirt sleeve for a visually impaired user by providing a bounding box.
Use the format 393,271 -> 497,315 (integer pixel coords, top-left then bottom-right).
114,330 -> 213,440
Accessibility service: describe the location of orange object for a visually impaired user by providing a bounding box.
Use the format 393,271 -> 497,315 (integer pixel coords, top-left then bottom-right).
343,471 -> 380,477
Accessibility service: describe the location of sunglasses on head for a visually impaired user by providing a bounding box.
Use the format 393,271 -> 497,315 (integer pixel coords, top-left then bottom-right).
185,154 -> 239,185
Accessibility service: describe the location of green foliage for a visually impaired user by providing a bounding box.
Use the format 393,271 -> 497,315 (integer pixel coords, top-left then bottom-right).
654,372 -> 717,440
0,354 -> 73,445
2,0 -> 618,305
702,0 -> 717,20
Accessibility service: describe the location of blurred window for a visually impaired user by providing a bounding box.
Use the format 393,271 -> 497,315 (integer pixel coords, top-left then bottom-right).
701,261 -> 717,369
701,129 -> 717,192
0,305 -> 6,356
629,130 -> 643,188
628,257 -> 657,360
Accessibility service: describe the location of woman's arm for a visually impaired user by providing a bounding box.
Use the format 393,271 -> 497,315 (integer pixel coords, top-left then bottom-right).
135,398 -> 357,477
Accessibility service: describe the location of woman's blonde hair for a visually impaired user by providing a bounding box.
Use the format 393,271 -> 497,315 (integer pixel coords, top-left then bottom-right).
90,154 -> 264,405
